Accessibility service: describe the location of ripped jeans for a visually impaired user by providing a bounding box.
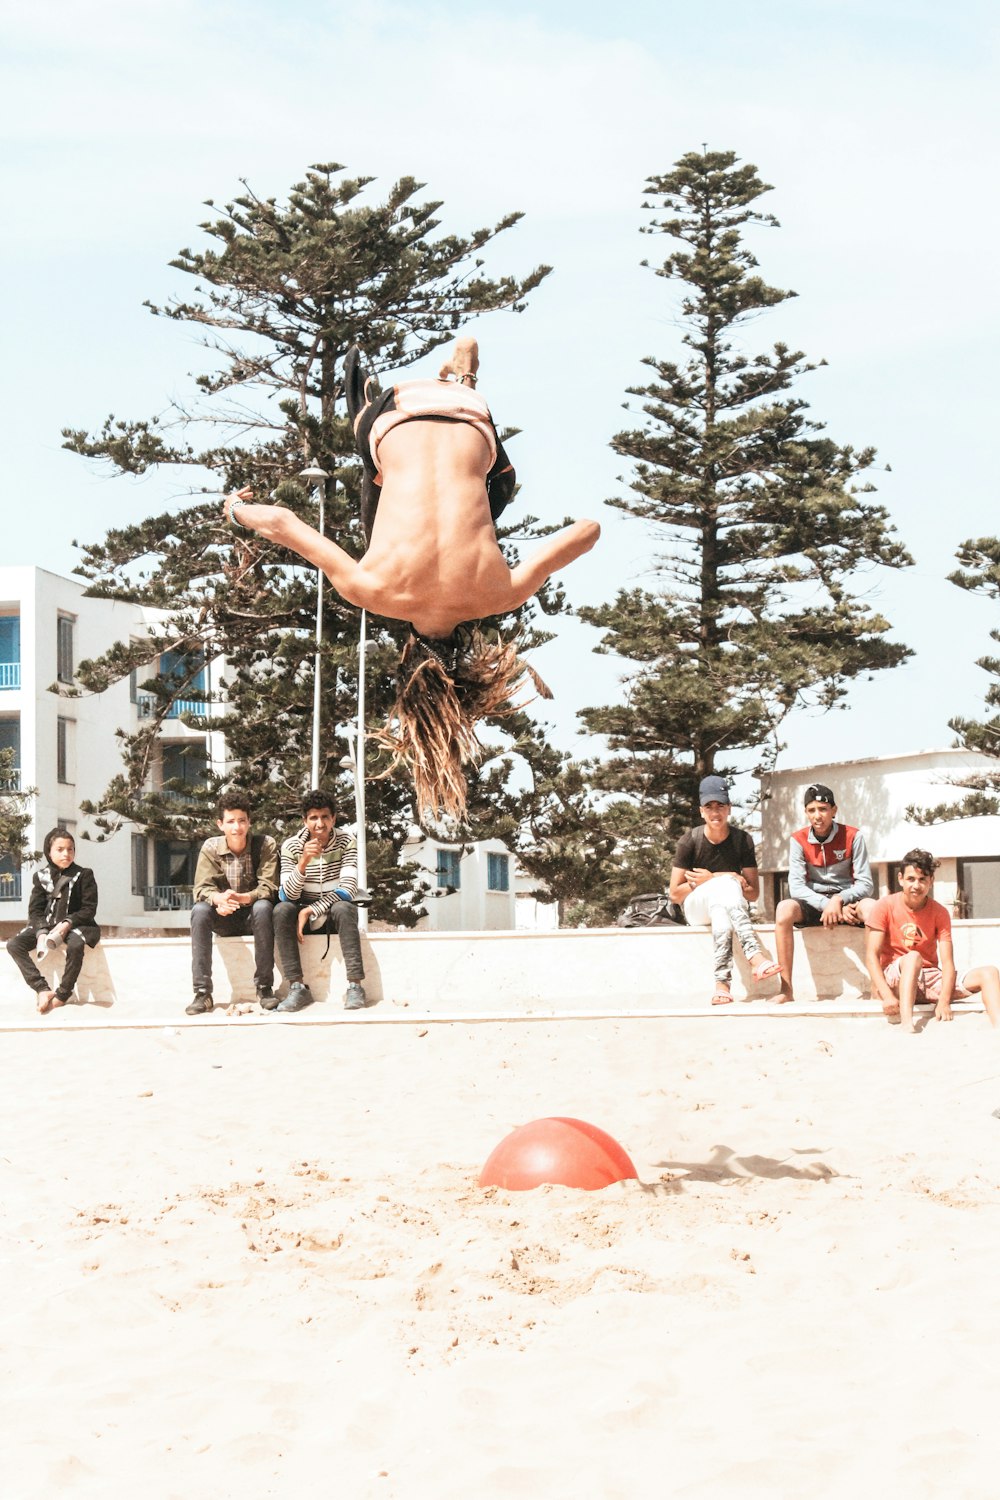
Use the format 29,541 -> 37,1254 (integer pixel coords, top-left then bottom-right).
682,875 -> 762,986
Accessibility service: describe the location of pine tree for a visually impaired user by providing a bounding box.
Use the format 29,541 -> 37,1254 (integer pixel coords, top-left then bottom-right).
517,149 -> 913,925
910,538 -> 1000,822
61,164 -> 563,923
0,747 -> 35,869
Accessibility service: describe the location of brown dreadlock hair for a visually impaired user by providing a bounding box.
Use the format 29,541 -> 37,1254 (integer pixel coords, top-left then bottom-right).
373,626 -> 552,826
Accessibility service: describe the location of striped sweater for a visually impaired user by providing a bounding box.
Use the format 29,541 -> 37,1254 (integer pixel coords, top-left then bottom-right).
279,828 -> 358,919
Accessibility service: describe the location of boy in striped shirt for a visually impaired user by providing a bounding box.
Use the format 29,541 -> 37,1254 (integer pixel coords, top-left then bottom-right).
271,789 -> 366,1012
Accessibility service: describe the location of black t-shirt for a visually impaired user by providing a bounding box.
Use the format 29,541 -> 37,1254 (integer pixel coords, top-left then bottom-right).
673,825 -> 757,876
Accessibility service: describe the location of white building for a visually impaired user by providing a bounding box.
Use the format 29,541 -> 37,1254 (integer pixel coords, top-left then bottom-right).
0,566 -> 217,934
759,749 -> 1000,919
400,830 -> 558,932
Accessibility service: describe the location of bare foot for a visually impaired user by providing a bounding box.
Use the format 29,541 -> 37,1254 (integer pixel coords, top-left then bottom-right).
775,986 -> 797,1005
439,336 -> 479,384
750,954 -> 781,984
37,990 -> 55,1014
49,995 -> 67,1009
711,988 -> 734,1006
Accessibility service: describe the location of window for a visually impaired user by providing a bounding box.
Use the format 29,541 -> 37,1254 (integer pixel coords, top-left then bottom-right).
57,716 -> 75,784
957,858 -> 1000,920
0,717 -> 19,790
161,741 -> 208,796
131,834 -> 148,895
160,648 -> 207,717
0,851 -> 20,902
436,848 -> 462,891
154,839 -> 198,888
487,852 -> 510,892
0,614 -> 19,689
57,615 -> 75,684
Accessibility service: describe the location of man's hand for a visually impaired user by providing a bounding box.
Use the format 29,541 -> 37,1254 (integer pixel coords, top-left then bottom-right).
298,838 -> 324,872
689,868 -> 713,888
841,901 -> 865,926
215,890 -> 240,917
821,895 -> 845,928
296,907 -> 316,943
935,999 -> 954,1022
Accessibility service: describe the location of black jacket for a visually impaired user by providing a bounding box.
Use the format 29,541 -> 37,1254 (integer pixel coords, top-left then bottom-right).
27,862 -> 101,946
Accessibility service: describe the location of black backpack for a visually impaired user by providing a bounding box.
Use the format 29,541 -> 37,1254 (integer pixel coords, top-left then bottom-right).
616,893 -> 687,928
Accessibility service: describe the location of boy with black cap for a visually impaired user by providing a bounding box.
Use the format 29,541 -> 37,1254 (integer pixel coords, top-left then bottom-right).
669,775 -> 780,1005
774,782 -> 875,1003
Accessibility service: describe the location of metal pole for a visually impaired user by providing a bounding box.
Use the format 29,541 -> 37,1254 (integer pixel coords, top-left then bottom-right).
299,465 -> 330,788
356,609 -> 368,932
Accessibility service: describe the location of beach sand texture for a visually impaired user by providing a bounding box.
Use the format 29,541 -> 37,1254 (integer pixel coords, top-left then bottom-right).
5,1017 -> 1000,1499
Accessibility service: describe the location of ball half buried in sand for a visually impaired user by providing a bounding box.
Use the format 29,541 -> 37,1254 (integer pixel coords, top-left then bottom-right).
478,1116 -> 638,1191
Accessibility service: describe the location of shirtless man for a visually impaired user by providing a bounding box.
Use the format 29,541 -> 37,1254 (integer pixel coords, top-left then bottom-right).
225,338 -> 599,639
225,339 -> 599,822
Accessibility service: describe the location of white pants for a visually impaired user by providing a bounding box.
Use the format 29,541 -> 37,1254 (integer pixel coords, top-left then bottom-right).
683,875 -> 761,985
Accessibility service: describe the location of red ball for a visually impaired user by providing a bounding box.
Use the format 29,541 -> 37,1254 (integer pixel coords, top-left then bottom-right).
478,1116 -> 638,1191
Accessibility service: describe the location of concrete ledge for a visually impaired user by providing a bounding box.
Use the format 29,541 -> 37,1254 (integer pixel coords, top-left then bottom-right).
2,921 -> 999,1026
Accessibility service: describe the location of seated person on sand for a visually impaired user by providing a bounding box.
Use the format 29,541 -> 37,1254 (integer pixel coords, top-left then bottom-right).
773,781 -> 876,1003
865,847 -> 1000,1032
224,337 -> 599,824
270,788 -> 366,1015
668,776 -> 780,1006
5,828 -> 101,1013
186,789 -> 279,1017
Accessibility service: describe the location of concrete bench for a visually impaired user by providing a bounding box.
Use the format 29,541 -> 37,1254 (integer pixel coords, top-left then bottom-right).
2,921 -> 998,1025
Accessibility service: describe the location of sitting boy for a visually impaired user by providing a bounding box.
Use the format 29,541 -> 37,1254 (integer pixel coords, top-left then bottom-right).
774,782 -> 876,1002
669,775 -> 780,1005
865,847 -> 1000,1032
5,827 -> 100,1012
187,790 -> 278,1015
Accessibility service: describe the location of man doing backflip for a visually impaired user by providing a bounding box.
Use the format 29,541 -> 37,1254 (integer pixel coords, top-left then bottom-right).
224,338 -> 600,824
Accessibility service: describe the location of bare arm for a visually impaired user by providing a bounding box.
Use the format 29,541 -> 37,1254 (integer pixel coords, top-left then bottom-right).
508,520 -> 601,607
226,491 -> 366,606
740,866 -> 760,903
865,925 -> 897,1008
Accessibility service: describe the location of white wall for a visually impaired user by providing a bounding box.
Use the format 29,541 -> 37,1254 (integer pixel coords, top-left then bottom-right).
404,834 -> 517,931
0,566 -> 206,933
759,749 -> 1000,917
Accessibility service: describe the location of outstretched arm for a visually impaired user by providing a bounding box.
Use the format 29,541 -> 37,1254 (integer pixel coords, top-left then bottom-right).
225,489 -> 366,606
508,519 -> 601,607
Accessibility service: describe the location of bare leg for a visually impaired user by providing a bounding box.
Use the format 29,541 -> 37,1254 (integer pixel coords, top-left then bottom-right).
897,951 -> 923,1032
774,898 -> 802,1002
964,965 -> 1000,1027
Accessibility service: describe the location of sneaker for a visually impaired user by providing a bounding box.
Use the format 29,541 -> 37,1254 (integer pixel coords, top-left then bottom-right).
185,991 -> 214,1015
276,982 -> 314,1013
344,982 -> 367,1011
256,984 -> 279,1009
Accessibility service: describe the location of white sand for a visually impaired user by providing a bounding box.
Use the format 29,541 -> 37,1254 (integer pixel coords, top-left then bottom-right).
5,1016 -> 1000,1499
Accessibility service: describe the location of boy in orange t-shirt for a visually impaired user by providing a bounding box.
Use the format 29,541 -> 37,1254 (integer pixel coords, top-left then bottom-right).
865,848 -> 1000,1032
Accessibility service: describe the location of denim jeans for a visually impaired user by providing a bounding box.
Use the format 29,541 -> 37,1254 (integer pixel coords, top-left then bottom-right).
190,899 -> 275,994
273,899 -> 364,984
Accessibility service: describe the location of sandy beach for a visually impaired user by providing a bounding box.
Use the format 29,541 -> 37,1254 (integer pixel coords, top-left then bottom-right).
5,1013 -> 1000,1499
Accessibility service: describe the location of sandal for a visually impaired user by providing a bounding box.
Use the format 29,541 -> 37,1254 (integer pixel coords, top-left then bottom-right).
751,957 -> 781,984
711,989 -> 734,1006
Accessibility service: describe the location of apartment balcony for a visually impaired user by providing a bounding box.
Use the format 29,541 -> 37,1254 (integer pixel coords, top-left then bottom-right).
0,872 -> 22,901
142,884 -> 194,912
0,662 -> 20,690
136,694 -> 214,720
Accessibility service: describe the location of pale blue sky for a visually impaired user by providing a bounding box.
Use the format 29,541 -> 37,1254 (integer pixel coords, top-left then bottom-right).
2,0 -> 998,795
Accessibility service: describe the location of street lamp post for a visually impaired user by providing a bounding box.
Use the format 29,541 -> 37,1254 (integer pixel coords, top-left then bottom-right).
299,464 -> 330,788
341,610 -> 377,931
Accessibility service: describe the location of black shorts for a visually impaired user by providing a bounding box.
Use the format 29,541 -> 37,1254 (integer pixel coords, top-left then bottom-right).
794,903 -> 825,929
